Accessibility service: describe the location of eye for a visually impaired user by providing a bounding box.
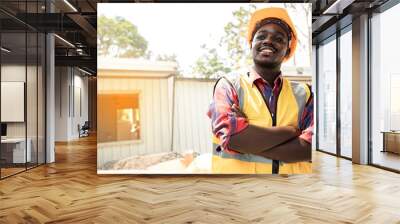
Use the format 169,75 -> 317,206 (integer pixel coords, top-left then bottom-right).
275,37 -> 284,43
255,35 -> 265,41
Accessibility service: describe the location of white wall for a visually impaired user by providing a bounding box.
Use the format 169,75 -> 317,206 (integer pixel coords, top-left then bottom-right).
1,65 -> 29,138
97,76 -> 173,166
46,32 -> 55,163
54,67 -> 89,141
55,66 -> 69,141
172,78 -> 214,154
97,76 -> 216,167
1,64 -> 46,163
71,72 -> 89,139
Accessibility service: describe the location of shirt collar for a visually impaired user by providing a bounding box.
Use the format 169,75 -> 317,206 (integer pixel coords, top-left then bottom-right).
249,67 -> 283,88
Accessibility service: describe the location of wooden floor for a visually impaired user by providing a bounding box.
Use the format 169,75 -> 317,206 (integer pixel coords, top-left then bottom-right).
1,163 -> 43,178
1,136 -> 400,223
1,167 -> 26,178
373,151 -> 400,171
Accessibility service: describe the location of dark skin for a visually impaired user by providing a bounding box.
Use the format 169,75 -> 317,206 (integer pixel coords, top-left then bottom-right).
227,23 -> 311,163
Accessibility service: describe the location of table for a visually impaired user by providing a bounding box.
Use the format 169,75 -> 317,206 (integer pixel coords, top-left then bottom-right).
1,138 -> 31,163
381,131 -> 400,154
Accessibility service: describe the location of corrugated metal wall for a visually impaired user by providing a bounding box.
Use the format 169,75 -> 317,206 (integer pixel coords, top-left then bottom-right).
97,77 -> 173,167
97,76 -> 216,168
172,79 -> 214,154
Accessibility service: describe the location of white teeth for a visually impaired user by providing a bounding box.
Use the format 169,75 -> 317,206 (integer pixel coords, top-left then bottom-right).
261,49 -> 273,53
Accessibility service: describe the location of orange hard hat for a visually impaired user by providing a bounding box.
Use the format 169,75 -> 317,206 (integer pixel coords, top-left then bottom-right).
247,7 -> 297,61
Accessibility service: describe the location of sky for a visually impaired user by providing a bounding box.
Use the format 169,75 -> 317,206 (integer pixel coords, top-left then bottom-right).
98,3 -> 311,75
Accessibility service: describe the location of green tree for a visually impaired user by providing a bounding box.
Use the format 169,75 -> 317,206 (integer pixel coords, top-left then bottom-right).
220,5 -> 256,70
192,44 -> 231,78
283,3 -> 312,67
98,15 -> 148,58
191,5 -> 256,77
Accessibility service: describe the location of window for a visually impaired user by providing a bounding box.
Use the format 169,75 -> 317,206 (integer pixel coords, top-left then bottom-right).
0,1 -> 46,179
389,74 -> 400,130
317,35 -> 337,154
116,108 -> 140,141
371,3 -> 400,171
339,27 -> 352,158
98,92 -> 141,143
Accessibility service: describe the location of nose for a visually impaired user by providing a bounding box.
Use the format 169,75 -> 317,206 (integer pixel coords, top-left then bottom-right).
261,35 -> 274,46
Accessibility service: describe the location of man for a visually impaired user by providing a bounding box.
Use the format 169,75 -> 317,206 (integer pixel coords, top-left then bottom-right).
207,7 -> 313,174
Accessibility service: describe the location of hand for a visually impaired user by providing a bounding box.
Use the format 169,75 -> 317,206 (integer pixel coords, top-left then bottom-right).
294,127 -> 302,136
285,126 -> 302,136
231,104 -> 247,118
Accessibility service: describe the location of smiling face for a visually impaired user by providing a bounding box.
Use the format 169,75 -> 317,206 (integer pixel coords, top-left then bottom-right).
251,22 -> 290,69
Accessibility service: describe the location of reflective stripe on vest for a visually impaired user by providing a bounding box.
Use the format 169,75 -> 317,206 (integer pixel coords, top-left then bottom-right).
212,73 -> 312,174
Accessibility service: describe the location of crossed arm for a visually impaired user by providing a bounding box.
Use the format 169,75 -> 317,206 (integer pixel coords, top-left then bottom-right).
228,124 -> 311,163
208,79 -> 312,163
226,98 -> 312,163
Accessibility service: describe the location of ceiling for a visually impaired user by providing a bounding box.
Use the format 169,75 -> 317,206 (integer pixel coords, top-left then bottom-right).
0,0 -> 394,75
0,0 -> 99,74
311,0 -> 390,43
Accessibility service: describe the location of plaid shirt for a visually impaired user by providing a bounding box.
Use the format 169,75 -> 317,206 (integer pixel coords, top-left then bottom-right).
207,68 -> 314,151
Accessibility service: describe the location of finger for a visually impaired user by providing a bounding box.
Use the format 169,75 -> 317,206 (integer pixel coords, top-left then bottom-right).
231,104 -> 241,113
231,104 -> 239,112
232,104 -> 240,110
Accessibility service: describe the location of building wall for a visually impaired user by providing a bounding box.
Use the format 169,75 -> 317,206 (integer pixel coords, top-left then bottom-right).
97,76 -> 172,167
55,67 -> 68,141
172,78 -> 214,154
1,64 -> 45,164
71,72 -> 89,138
1,65 -> 40,139
54,67 -> 89,141
96,75 -> 217,167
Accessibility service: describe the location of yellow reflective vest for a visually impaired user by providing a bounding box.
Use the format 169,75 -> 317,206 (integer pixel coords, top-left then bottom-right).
212,73 -> 312,174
